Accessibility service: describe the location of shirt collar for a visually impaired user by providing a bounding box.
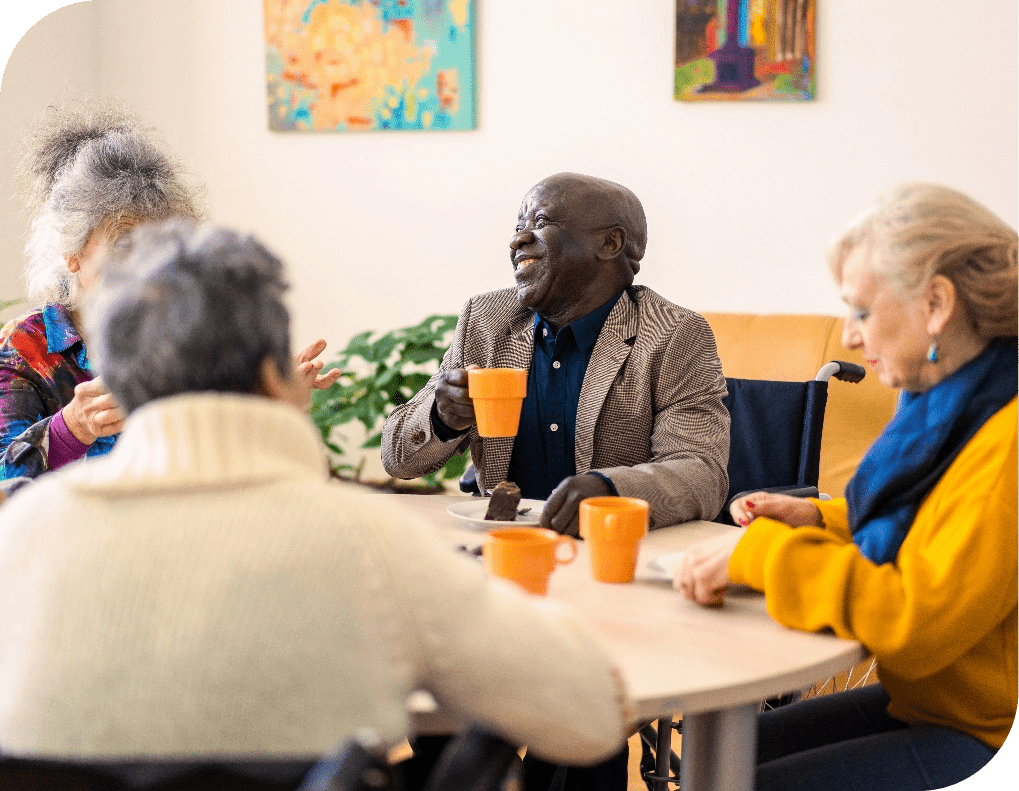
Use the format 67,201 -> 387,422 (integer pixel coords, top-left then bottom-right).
534,291 -> 623,353
42,303 -> 82,355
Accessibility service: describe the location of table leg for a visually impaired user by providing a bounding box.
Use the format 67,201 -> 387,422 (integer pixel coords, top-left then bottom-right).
680,703 -> 757,791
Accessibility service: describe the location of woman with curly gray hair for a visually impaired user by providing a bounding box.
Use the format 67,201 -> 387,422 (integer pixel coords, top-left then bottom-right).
0,104 -> 204,484
0,105 -> 341,489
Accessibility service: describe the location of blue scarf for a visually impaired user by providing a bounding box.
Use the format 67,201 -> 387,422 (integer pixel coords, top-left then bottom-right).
846,337 -> 1018,565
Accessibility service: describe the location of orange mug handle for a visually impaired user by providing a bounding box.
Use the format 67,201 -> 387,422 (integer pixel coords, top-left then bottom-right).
555,535 -> 578,565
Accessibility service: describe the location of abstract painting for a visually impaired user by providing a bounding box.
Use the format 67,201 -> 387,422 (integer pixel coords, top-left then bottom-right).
675,0 -> 815,101
264,0 -> 476,131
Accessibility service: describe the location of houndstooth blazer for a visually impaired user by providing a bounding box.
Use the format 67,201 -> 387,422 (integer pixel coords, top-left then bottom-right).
381,286 -> 730,528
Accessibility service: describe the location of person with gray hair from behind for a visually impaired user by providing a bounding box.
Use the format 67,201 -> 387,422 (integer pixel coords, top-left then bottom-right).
0,219 -> 633,788
0,103 -> 336,493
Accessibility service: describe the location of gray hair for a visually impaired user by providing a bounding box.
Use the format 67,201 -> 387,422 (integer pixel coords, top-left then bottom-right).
19,102 -> 203,307
829,183 -> 1018,339
85,218 -> 292,414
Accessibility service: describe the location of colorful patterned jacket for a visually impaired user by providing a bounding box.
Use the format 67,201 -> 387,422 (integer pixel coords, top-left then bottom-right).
0,304 -> 117,480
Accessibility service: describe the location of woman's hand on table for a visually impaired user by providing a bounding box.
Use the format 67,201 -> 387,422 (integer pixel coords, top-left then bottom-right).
675,494 -> 824,605
729,491 -> 822,528
295,339 -> 343,391
62,377 -> 125,445
673,530 -> 743,607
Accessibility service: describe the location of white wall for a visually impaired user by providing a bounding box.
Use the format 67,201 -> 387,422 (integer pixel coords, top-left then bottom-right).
0,1 -> 99,320
2,0 -> 1017,354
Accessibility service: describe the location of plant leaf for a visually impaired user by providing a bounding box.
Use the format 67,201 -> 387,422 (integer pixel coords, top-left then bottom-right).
309,314 -> 459,487
440,451 -> 469,481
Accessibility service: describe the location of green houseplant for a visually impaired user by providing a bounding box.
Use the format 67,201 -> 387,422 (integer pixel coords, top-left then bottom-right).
310,313 -> 469,491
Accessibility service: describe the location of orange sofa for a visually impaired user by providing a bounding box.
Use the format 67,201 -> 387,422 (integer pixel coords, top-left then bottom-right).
702,313 -> 898,498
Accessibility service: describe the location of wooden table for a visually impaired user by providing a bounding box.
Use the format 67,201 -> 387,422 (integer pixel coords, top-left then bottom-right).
390,494 -> 866,791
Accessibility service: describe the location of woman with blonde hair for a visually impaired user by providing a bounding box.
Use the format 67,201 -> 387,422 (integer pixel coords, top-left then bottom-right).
676,183 -> 1017,790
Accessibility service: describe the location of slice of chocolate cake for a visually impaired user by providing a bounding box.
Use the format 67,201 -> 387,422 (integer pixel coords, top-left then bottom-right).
485,481 -> 522,521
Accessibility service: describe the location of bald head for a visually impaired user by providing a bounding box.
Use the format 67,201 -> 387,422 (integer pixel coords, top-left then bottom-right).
510,172 -> 648,330
535,172 -> 647,275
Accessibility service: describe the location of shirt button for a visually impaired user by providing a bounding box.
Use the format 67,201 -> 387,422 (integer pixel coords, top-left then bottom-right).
552,361 -> 561,369
412,431 -> 426,443
542,328 -> 548,337
550,423 -> 559,432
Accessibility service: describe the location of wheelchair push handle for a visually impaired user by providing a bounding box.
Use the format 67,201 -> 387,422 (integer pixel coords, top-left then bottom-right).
815,360 -> 866,384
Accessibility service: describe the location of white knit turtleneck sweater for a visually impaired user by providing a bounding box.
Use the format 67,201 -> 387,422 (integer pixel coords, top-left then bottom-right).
0,393 -> 628,764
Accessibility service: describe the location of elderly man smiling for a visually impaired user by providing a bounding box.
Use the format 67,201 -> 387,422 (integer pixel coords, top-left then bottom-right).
384,172 -> 728,791
383,171 -> 729,536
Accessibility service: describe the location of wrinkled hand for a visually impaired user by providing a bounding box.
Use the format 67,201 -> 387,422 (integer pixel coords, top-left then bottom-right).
673,530 -> 743,607
729,491 -> 822,528
540,474 -> 613,537
434,367 -> 476,432
295,339 -> 342,391
62,377 -> 125,445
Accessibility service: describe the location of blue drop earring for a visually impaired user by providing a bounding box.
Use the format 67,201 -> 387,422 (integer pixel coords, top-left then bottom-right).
926,341 -> 939,363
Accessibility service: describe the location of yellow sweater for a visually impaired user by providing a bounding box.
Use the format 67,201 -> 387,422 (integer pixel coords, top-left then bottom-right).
729,397 -> 1018,749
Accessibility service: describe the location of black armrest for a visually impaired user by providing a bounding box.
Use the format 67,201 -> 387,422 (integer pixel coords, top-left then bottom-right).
422,725 -> 520,791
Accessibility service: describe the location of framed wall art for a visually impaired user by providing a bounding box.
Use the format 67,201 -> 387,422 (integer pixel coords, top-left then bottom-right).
675,0 -> 815,101
264,0 -> 476,131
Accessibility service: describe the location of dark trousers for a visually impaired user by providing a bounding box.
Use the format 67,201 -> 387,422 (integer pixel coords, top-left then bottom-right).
521,743 -> 628,791
756,683 -> 996,791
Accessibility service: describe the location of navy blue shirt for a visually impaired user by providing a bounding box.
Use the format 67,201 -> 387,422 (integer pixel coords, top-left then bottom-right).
506,293 -> 622,500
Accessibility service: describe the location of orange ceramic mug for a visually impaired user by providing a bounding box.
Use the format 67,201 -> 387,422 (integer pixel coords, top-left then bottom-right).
579,497 -> 649,583
483,527 -> 577,595
468,368 -> 527,437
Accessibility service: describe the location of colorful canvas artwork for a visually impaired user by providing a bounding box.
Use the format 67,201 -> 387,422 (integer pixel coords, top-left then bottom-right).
264,0 -> 475,132
675,0 -> 815,101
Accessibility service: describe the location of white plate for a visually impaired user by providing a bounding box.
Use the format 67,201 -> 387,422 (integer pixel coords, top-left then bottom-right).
446,498 -> 545,527
645,551 -> 686,582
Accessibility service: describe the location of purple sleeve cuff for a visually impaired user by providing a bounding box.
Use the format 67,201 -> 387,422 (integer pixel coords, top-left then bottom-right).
48,409 -> 91,469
